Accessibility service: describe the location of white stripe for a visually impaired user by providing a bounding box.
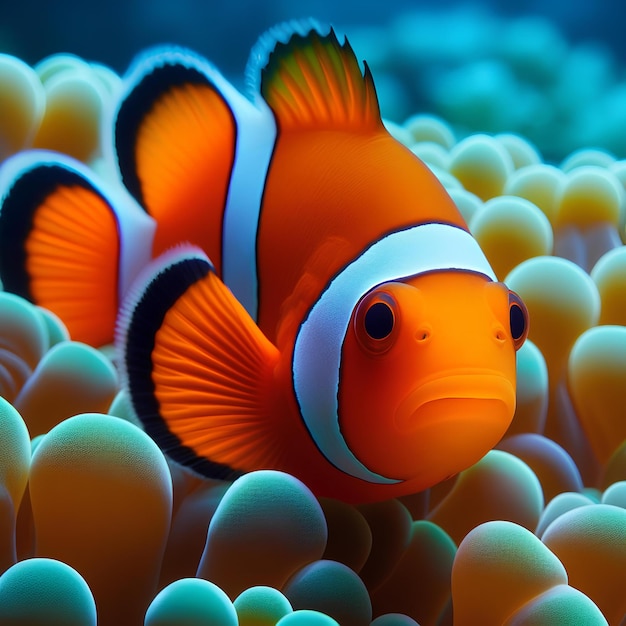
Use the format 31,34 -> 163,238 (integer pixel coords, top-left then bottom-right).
292,223 -> 496,484
110,183 -> 156,299
221,93 -> 276,321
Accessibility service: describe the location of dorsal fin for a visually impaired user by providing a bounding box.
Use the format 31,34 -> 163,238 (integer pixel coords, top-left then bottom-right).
249,21 -> 382,131
112,47 -> 241,263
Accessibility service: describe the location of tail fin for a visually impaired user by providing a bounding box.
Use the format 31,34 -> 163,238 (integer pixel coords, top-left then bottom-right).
0,150 -> 153,346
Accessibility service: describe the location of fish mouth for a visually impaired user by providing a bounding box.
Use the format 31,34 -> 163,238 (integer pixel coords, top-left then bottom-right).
395,370 -> 516,433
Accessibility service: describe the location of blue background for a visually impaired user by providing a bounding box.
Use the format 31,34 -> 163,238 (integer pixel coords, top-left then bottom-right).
2,1 -> 625,75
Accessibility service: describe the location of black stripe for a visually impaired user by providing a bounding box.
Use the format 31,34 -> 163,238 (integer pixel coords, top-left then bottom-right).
0,164 -> 106,300
252,129 -> 278,326
124,255 -> 241,480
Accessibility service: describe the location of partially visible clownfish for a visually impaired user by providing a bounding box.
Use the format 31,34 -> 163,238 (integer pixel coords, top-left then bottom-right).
0,21 -> 529,503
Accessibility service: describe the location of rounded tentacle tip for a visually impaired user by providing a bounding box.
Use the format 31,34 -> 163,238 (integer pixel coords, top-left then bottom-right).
276,610 -> 340,625
428,450 -> 544,545
470,194 -> 553,279
448,134 -> 515,201
505,584 -> 609,625
451,520 -> 567,625
0,51 -> 121,167
29,413 -> 172,624
540,504 -> 626,625
145,577 -> 238,626
0,557 -> 97,625
0,287 -> 118,438
0,53 -> 46,159
197,470 -> 328,598
282,559 -> 372,626
567,325 -> 626,465
234,586 -> 293,626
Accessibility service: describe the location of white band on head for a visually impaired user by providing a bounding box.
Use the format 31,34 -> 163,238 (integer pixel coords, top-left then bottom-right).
292,222 -> 497,484
221,94 -> 276,322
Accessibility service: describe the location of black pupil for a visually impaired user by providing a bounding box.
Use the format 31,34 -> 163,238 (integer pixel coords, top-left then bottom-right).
364,301 -> 394,340
510,304 -> 525,340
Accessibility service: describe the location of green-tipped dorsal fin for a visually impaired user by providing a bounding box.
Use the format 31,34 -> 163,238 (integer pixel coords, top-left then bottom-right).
248,21 -> 383,131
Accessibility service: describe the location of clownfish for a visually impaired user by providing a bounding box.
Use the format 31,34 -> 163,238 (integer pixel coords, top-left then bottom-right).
0,21 -> 528,503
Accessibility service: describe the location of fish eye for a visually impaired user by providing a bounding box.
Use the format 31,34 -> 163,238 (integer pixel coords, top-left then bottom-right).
354,290 -> 398,354
364,301 -> 394,339
509,290 -> 529,350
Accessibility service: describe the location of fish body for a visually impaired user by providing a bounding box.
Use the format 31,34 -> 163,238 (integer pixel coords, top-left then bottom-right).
0,22 -> 528,502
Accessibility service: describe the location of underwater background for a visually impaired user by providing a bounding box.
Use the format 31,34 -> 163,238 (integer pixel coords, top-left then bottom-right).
4,0 -> 626,72
1,1 -> 626,625
5,0 -> 626,162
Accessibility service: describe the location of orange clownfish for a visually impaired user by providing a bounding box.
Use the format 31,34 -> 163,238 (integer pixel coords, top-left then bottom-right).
0,21 -> 528,503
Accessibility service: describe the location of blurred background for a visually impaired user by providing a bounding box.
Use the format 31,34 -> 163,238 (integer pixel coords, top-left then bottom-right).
3,0 -> 626,160
2,1 -> 625,73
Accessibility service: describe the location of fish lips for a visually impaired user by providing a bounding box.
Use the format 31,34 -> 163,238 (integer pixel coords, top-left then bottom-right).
395,370 -> 516,434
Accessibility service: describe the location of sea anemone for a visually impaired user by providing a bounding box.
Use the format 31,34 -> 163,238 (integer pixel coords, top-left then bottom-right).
0,52 -> 120,172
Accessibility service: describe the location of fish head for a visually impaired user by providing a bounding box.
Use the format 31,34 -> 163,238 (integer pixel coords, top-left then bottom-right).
338,270 -> 528,487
